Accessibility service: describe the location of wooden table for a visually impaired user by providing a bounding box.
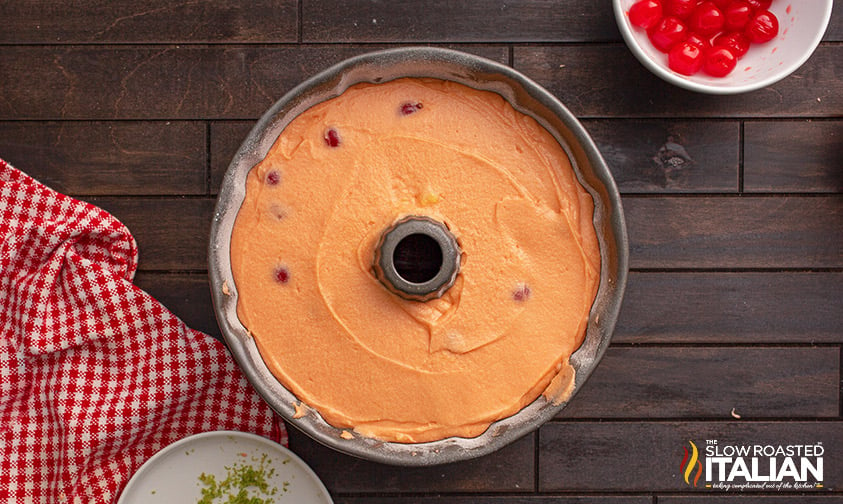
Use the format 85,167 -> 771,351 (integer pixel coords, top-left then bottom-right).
2,1 -> 841,501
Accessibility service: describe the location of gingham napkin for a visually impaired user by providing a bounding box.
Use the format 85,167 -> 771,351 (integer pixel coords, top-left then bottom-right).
0,158 -> 286,503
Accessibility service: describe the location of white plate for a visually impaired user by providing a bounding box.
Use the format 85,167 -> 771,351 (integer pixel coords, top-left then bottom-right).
118,431 -> 333,504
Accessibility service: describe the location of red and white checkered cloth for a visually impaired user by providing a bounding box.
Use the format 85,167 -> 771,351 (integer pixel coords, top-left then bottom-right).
0,158 -> 286,503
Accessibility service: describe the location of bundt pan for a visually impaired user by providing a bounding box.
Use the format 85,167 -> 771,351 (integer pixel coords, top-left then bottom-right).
209,46 -> 628,466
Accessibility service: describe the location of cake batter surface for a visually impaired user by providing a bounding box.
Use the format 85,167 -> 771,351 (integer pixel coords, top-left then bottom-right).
231,78 -> 600,442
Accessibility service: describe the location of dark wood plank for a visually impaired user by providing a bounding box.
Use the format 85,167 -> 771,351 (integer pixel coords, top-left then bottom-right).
539,421 -> 841,491
744,120 -> 843,193
513,45 -> 843,118
3,0 -> 839,45
614,272 -> 843,344
624,196 -> 843,269
583,119 -> 739,194
661,497 -> 843,503
0,121 -> 206,196
827,0 -> 843,41
287,426 -> 535,493
210,121 -> 253,194
89,197 -> 215,271
337,498 -> 651,504
560,347 -> 840,419
0,45 -> 508,121
134,272 -> 221,339
0,0 -> 297,43
302,0 -> 618,43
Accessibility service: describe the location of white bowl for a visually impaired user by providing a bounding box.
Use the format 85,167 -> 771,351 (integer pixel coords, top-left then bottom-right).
613,0 -> 833,94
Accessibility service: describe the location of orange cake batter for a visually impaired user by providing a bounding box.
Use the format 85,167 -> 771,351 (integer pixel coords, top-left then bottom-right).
230,78 -> 601,443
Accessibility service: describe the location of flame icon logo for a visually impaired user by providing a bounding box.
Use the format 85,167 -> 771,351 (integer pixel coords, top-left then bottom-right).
680,440 -> 703,486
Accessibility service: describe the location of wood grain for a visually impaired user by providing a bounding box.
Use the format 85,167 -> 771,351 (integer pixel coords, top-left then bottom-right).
583,119 -> 739,193
336,498 -> 652,504
287,426 -> 535,493
560,347 -> 840,419
539,421 -> 842,491
624,196 -> 843,269
302,0 -> 618,43
210,121 -> 253,194
615,271 -> 843,344
88,197 -> 215,271
0,45 -> 508,121
301,1 -> 843,44
660,497 -> 843,504
5,0 -> 838,45
0,121 -> 206,195
744,120 -> 843,193
827,2 -> 843,41
514,45 -> 843,118
0,0 -> 297,43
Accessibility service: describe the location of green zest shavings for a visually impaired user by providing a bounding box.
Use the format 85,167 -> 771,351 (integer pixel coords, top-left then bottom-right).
197,453 -> 289,504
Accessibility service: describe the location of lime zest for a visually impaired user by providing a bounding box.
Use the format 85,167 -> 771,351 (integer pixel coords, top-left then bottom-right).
196,452 -> 282,504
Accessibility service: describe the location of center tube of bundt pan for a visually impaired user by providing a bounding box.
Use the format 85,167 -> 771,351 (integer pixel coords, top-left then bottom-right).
373,216 -> 461,302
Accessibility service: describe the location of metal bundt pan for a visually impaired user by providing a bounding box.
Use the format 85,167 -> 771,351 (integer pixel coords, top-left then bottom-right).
209,46 -> 629,466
